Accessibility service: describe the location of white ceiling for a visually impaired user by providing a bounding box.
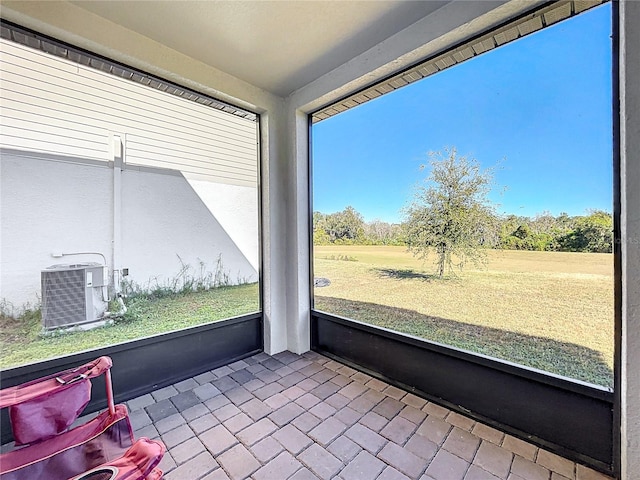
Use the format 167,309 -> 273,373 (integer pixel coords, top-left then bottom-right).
70,1 -> 449,97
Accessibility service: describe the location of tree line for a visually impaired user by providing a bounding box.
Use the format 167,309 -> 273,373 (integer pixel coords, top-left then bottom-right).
314,206 -> 613,253
313,148 -> 613,260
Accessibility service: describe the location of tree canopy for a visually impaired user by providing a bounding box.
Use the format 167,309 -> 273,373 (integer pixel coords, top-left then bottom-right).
403,148 -> 498,277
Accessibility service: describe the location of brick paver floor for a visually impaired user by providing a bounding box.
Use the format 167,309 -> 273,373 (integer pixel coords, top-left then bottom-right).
123,351 -> 613,480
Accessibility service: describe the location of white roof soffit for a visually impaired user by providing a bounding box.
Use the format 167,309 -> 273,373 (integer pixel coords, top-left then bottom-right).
0,21 -> 258,122
311,0 -> 607,124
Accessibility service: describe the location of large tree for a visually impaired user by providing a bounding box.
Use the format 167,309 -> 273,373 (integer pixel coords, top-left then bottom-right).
403,147 -> 498,277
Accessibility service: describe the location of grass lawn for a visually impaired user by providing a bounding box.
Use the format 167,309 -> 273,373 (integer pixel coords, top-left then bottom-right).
314,246 -> 614,388
0,283 -> 259,369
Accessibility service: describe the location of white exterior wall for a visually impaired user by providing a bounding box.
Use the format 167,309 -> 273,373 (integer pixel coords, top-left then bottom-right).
0,152 -> 257,308
0,38 -> 259,309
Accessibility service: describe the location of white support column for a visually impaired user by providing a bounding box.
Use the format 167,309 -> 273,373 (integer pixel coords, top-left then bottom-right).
261,102 -> 291,355
111,134 -> 123,290
619,2 -> 640,478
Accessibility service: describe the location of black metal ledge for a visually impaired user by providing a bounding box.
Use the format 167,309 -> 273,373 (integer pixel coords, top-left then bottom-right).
311,310 -> 614,475
1,312 -> 263,444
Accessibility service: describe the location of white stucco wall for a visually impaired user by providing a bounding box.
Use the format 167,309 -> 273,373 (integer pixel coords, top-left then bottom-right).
0,152 -> 258,309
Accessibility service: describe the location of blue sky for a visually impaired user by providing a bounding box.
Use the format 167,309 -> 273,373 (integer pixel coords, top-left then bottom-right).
312,3 -> 613,224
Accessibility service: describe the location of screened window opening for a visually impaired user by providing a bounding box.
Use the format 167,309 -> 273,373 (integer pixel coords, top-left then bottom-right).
311,2 -> 614,389
0,28 -> 261,368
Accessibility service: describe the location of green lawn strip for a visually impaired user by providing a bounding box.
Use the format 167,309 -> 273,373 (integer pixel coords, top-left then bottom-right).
313,246 -> 614,388
0,283 -> 259,369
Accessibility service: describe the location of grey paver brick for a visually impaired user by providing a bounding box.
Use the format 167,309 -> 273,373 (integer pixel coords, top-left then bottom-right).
365,378 -> 389,391
351,372 -> 372,384
212,376 -> 241,393
327,435 -> 362,463
405,432 -> 439,461
244,378 -> 266,392
146,398 -> 178,422
325,393 -> 350,410
164,451 -> 217,480
442,426 -> 481,462
296,393 -> 322,409
311,368 -> 338,384
157,451 -> 177,474
473,440 -> 513,479
382,385 -> 407,400
311,381 -> 341,400
200,424 -> 238,455
282,385 -> 306,400
194,371 -> 216,385
279,371 -> 306,388
262,357 -> 286,371
264,392 -> 290,409
378,441 -> 428,478
174,377 -> 199,392
246,363 -> 266,374
127,393 -> 156,412
171,390 -> 201,411
378,466 -> 411,480
501,435 -> 537,461
182,402 -> 210,422
309,401 -> 337,420
217,443 -> 260,480
213,403 -> 241,422
249,436 -> 284,463
171,436 -> 205,464
290,467 -> 321,480
299,443 -> 342,480
374,397 -> 405,420
135,424 -> 159,440
212,365 -> 234,378
162,423 -> 195,449
446,411 -> 476,431
402,393 -> 428,410
536,449 -> 575,478
201,468 -> 231,480
349,390 -> 384,413
336,365 -> 358,377
289,359 -> 313,371
380,416 -> 417,445
194,383 -> 222,401
205,394 -> 231,411
255,369 -> 281,383
189,413 -> 220,434
253,451 -> 302,480
239,397 -> 273,421
229,368 -> 256,384
338,450 -> 386,480
425,449 -> 470,480
254,381 -> 285,400
422,402 -> 451,419
299,363 -> 324,377
339,382 -> 368,400
225,386 -> 254,406
228,359 -> 250,371
297,378 -> 321,391
308,416 -> 348,446
223,412 -> 253,434
129,408 -> 152,430
273,424 -> 313,454
236,417 -> 277,445
416,415 -> 452,445
465,464 -> 502,480
472,423 -> 505,445
275,365 -> 295,378
292,411 -> 322,433
269,401 -> 306,426
344,423 -> 387,454
399,405 -> 427,425
360,411 -> 389,432
333,406 -> 362,426
511,455 -> 551,480
155,413 -> 186,434
273,351 -> 301,365
151,386 -> 178,402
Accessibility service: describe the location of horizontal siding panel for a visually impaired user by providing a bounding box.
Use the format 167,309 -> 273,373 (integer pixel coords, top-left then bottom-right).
1,42 -> 256,137
0,93 -> 257,157
0,39 -> 258,186
128,134 -> 256,165
0,69 -> 256,148
2,52 -> 256,145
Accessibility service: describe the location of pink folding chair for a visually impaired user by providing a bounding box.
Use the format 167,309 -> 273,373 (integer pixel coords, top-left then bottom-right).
0,356 -> 165,480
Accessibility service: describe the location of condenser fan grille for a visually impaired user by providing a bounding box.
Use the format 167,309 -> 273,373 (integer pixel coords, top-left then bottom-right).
42,268 -> 86,328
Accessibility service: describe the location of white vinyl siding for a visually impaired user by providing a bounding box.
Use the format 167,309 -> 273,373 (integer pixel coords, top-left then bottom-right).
0,39 -> 258,186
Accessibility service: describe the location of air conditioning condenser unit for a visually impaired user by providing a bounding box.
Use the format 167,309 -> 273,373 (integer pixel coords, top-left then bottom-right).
41,263 -> 107,330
